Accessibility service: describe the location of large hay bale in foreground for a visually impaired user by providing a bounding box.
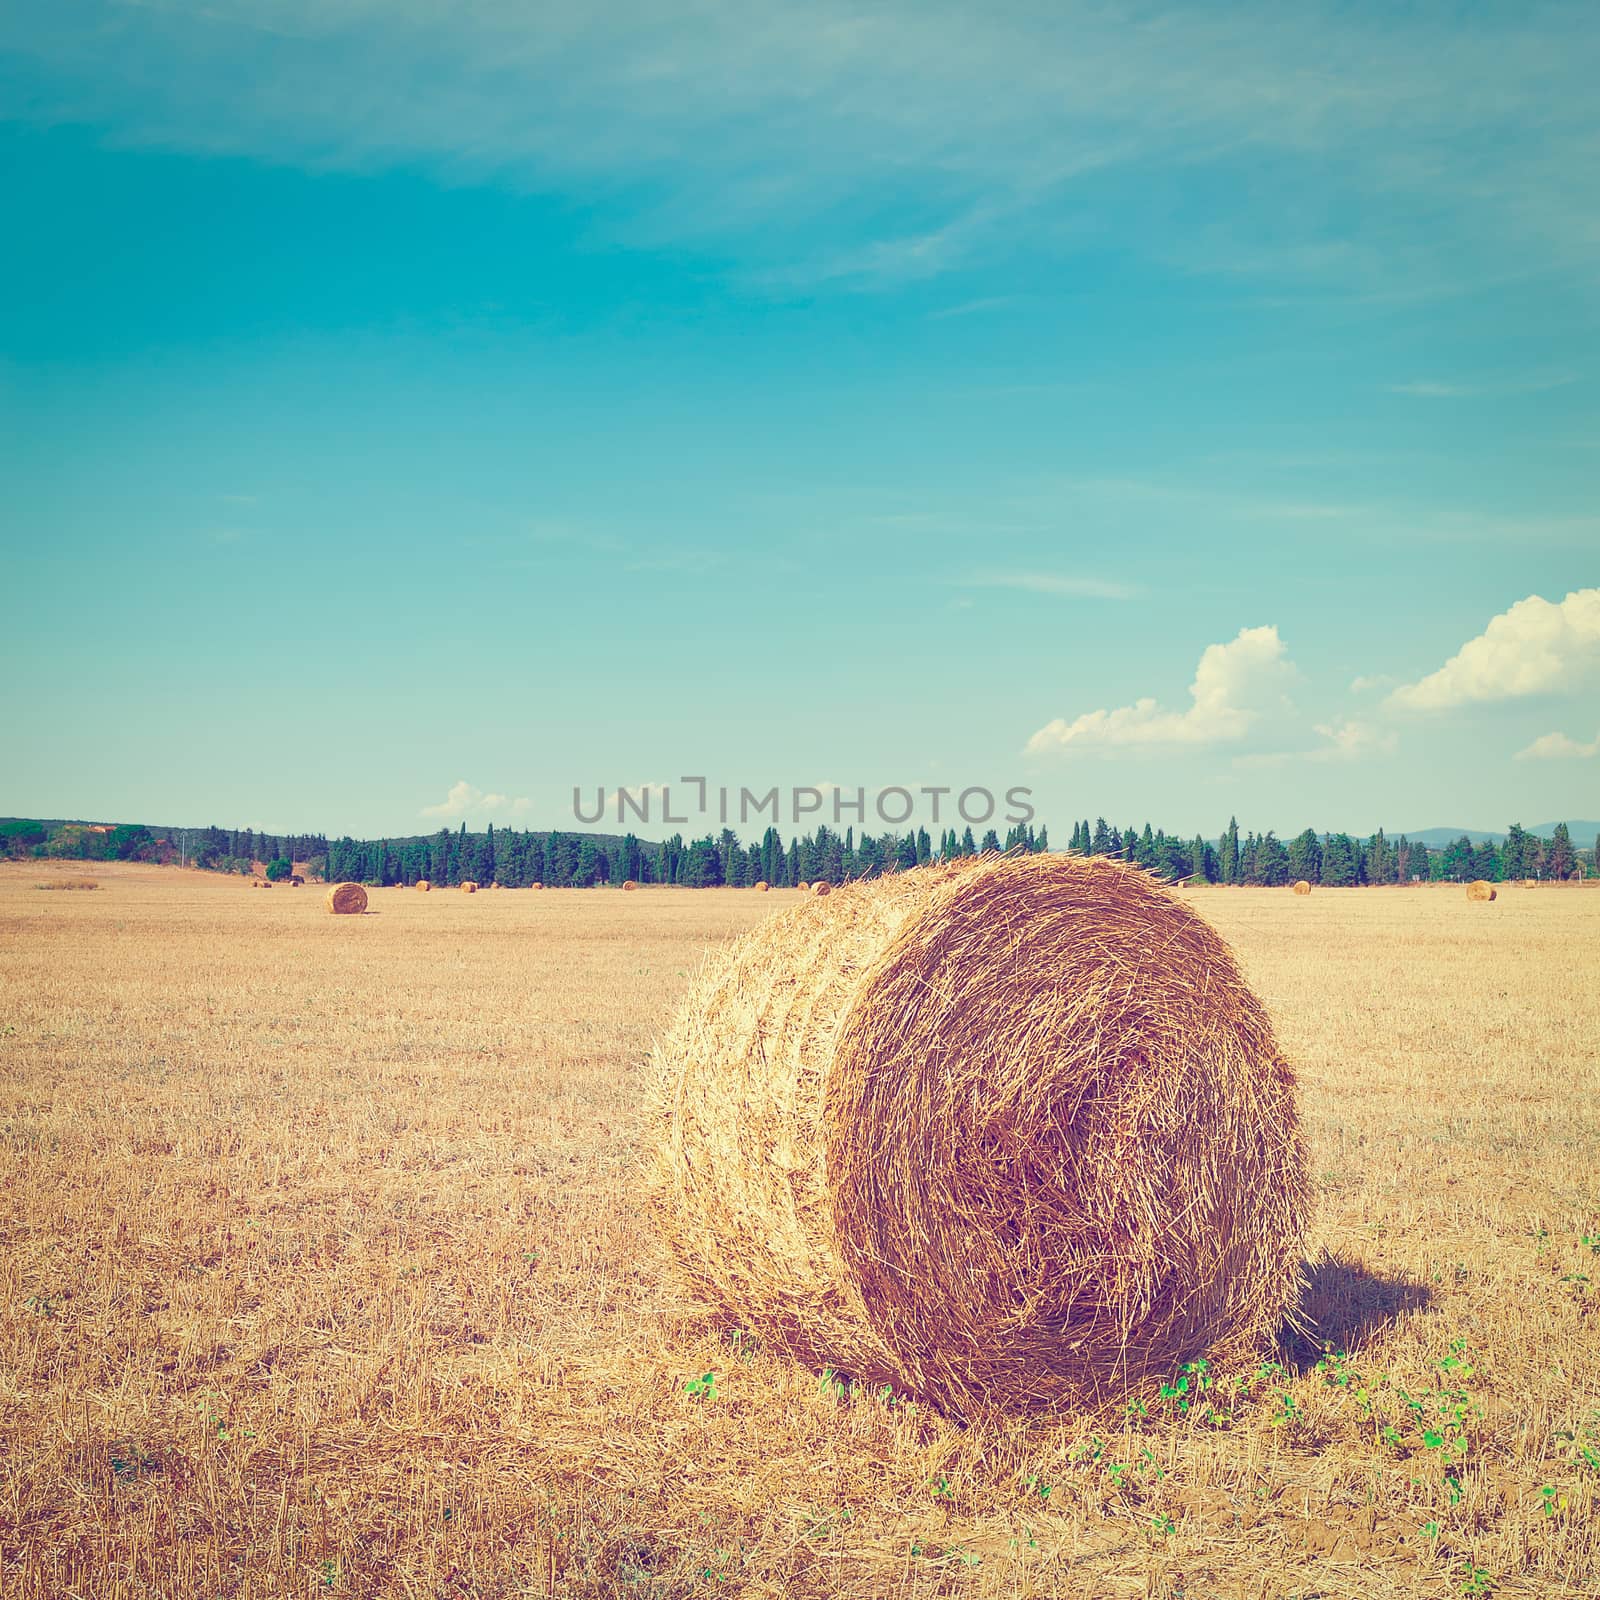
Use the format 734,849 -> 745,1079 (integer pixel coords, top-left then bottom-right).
1467,879 -> 1497,902
324,882 -> 368,915
650,854 -> 1308,1418
1292,880 -> 1311,896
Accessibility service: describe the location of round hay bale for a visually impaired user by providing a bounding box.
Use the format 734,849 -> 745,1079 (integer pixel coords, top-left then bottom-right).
650,854 -> 1308,1418
531,881 -> 544,891
796,880 -> 811,892
1522,878 -> 1537,889
753,880 -> 770,892
622,879 -> 638,891
416,879 -> 431,892
812,880 -> 831,896
1292,880 -> 1311,896
461,880 -> 478,894
1466,879 -> 1496,902
324,882 -> 368,915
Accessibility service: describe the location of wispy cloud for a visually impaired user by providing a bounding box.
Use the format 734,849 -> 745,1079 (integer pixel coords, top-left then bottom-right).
421,780 -> 531,821
929,296 -> 1017,320
1388,373 -> 1578,399
4,3 -> 1597,294
966,571 -> 1135,601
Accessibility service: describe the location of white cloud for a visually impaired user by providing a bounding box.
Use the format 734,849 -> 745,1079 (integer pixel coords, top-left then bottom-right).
421,780 -> 532,820
1515,730 -> 1600,760
1349,673 -> 1394,693
1387,588 -> 1600,711
968,571 -> 1134,601
1308,718 -> 1397,762
1026,625 -> 1295,753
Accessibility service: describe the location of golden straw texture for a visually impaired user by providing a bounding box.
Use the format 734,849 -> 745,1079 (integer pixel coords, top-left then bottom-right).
323,882 -> 368,915
650,853 -> 1308,1419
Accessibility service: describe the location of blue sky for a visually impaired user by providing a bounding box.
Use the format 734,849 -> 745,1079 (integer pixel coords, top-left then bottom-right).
2,2 -> 1596,840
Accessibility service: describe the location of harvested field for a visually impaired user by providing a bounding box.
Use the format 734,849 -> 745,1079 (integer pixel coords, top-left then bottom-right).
1,862 -> 1596,1598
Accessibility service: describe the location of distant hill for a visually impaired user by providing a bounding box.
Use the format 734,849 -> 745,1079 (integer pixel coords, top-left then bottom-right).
1400,821 -> 1600,848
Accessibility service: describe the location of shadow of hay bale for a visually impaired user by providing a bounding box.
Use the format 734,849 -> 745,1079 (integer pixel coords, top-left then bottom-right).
1285,1249 -> 1432,1368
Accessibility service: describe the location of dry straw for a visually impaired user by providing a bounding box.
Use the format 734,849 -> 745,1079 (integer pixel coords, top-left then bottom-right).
461,880 -> 479,894
1292,880 -> 1311,896
324,882 -> 368,916
1467,879 -> 1497,902
650,853 -> 1308,1419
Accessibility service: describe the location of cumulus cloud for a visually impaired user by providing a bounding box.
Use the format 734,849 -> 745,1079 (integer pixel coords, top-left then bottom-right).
1026,625 -> 1295,753
421,780 -> 532,820
1515,730 -> 1600,760
1387,588 -> 1600,710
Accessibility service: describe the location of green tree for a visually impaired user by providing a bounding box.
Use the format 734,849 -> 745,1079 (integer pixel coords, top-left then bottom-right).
1544,822 -> 1577,879
1287,828 -> 1321,884
265,856 -> 293,882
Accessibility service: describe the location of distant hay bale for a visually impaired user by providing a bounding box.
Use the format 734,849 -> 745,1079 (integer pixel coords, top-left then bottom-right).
622,879 -> 638,891
650,853 -> 1308,1419
812,880 -> 831,896
1522,878 -> 1538,889
1292,880 -> 1311,896
289,877 -> 303,887
324,882 -> 368,915
1466,879 -> 1497,902
531,881 -> 544,890
753,880 -> 770,892
461,880 -> 478,894
797,880 -> 811,891
416,880 -> 431,892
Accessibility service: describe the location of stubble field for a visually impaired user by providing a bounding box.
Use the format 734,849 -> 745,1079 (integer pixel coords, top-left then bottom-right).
1,862 -> 1596,1599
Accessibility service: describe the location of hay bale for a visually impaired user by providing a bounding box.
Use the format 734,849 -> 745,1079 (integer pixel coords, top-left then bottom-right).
1522,878 -> 1538,889
416,879 -> 431,892
1466,879 -> 1497,902
461,880 -> 478,894
650,854 -> 1308,1418
531,881 -> 544,890
796,880 -> 811,892
812,880 -> 831,896
753,880 -> 770,892
1292,880 -> 1311,896
324,882 -> 368,915
622,879 -> 638,891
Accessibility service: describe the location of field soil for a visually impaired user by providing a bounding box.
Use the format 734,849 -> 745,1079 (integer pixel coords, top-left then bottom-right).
1,861 -> 1596,1597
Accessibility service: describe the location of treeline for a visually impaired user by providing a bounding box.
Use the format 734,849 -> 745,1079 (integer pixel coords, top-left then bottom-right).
0,820 -> 333,876
6,815 -> 1592,887
1078,817 -> 1588,886
325,821 -> 1050,888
